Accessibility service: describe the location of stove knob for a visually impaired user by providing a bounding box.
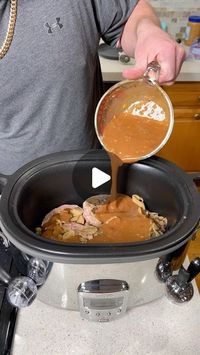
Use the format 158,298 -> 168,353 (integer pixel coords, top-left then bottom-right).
165,257 -> 200,303
6,276 -> 37,308
27,258 -> 48,286
118,51 -> 130,64
0,265 -> 37,308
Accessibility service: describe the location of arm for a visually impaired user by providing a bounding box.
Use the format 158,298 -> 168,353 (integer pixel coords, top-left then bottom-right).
120,0 -> 186,84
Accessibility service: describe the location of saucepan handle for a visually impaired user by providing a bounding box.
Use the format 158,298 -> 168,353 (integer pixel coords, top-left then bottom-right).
143,60 -> 161,83
0,173 -> 9,194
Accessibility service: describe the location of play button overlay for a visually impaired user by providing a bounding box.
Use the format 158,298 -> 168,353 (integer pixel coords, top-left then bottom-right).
72,150 -> 111,201
92,167 -> 111,188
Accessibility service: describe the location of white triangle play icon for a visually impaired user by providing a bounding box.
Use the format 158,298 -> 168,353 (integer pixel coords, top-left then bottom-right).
92,167 -> 111,189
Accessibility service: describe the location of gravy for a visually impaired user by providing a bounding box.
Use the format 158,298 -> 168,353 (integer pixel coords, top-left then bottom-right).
90,110 -> 169,242
102,112 -> 169,164
41,194 -> 154,243
94,194 -> 151,242
40,109 -> 169,243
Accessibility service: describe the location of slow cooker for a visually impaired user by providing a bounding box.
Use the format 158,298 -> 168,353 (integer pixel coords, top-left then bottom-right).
0,150 -> 199,322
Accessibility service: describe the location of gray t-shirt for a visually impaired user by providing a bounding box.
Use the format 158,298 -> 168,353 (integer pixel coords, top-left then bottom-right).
0,0 -> 136,174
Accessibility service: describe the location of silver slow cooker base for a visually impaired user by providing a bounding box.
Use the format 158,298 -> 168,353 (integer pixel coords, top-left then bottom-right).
37,258 -> 165,310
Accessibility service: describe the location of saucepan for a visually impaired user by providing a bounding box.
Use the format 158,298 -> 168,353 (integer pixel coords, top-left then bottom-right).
95,61 -> 174,161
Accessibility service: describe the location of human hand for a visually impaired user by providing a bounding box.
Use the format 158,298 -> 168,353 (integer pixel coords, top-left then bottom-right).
122,21 -> 186,85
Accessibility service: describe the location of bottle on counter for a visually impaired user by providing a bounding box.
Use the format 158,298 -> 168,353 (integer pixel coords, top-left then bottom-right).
189,37 -> 200,60
184,15 -> 200,46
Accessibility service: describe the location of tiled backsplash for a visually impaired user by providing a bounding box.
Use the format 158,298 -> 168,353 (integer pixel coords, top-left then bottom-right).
149,0 -> 200,41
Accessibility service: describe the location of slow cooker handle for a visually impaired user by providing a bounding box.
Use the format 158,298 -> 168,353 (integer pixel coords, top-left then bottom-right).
187,257 -> 200,282
0,173 -> 8,193
189,172 -> 200,184
0,264 -> 37,308
165,257 -> 200,304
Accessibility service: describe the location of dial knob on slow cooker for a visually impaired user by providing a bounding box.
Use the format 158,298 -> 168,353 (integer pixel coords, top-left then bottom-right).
165,257 -> 200,303
27,258 -> 48,286
155,257 -> 172,283
6,277 -> 37,308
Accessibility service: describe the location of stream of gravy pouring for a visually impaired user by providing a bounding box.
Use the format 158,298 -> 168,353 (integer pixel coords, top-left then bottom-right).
102,111 -> 169,199
98,111 -> 169,242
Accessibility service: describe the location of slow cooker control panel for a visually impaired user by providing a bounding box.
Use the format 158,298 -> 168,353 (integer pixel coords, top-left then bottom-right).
78,279 -> 129,322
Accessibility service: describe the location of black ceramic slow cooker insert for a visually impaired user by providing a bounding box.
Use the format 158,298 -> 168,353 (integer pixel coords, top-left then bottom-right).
0,150 -> 199,263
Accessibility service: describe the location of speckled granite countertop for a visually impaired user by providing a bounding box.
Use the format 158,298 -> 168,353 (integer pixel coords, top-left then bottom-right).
12,283 -> 199,355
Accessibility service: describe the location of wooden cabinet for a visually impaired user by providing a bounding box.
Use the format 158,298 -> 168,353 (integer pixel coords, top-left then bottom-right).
157,82 -> 200,172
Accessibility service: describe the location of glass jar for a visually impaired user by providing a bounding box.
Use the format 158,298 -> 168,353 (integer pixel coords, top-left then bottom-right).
185,15 -> 200,46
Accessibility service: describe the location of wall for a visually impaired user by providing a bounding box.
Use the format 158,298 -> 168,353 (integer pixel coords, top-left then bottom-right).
149,0 -> 200,41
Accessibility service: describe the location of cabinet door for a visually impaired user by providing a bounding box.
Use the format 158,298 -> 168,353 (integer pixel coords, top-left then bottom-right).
164,82 -> 200,107
157,115 -> 200,171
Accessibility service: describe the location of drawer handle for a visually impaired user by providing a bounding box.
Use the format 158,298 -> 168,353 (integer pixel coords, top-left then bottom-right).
198,96 -> 200,101
194,113 -> 200,120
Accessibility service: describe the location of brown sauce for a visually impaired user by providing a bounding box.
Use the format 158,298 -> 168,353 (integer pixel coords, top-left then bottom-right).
39,111 -> 169,244
90,111 -> 169,242
40,194 -> 154,243
102,112 -> 169,164
93,194 -> 151,242
100,110 -> 169,212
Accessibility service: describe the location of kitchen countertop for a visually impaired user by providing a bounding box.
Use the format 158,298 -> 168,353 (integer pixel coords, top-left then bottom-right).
100,49 -> 200,82
12,282 -> 199,355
